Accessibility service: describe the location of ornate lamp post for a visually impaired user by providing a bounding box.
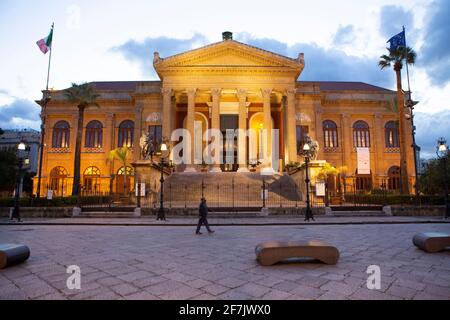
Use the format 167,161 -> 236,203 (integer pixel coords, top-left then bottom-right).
12,141 -> 29,222
436,137 -> 449,220
303,141 -> 314,221
157,142 -> 169,221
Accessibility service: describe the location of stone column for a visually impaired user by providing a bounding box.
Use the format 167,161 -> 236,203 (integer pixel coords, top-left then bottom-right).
133,104 -> 143,161
341,113 -> 351,164
237,89 -> 248,172
162,88 -> 173,141
374,113 -> 384,187
210,88 -> 222,172
185,88 -> 197,172
314,104 -> 324,160
262,88 -> 273,170
286,89 -> 297,164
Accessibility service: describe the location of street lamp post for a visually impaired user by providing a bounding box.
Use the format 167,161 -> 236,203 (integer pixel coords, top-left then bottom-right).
436,137 -> 449,220
12,141 -> 29,222
303,142 -> 314,221
157,142 -> 168,221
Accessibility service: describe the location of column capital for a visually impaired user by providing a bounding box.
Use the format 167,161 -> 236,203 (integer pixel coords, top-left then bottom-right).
374,112 -> 383,120
285,88 -> 296,97
236,89 -> 247,101
211,88 -> 222,98
106,112 -> 114,120
187,88 -> 197,97
135,103 -> 143,113
161,88 -> 173,96
261,88 -> 272,100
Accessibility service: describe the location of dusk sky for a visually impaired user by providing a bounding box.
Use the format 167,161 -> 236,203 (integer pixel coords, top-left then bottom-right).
0,0 -> 449,158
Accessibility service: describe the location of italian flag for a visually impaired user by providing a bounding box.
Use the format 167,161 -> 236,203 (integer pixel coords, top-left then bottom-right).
36,28 -> 53,54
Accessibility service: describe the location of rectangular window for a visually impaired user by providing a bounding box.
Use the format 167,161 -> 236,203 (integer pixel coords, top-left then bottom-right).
148,125 -> 162,146
296,125 -> 309,155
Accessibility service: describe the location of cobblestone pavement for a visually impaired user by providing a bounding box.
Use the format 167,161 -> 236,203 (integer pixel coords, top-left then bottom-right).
0,223 -> 449,300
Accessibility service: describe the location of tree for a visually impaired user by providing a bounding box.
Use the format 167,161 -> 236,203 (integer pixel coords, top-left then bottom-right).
107,147 -> 131,195
64,83 -> 100,196
379,46 -> 417,194
419,156 -> 450,195
0,149 -> 18,194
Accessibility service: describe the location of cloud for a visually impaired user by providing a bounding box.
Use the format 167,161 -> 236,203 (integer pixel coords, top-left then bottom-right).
0,99 -> 41,130
333,25 -> 356,46
236,33 -> 392,86
113,32 -> 393,88
414,110 -> 450,158
378,5 -> 414,39
420,0 -> 450,86
112,33 -> 209,78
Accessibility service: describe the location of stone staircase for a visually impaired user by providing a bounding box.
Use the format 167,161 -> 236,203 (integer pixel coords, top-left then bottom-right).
161,172 -> 302,208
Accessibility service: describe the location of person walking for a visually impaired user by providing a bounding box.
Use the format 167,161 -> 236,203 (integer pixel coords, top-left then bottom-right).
196,198 -> 215,235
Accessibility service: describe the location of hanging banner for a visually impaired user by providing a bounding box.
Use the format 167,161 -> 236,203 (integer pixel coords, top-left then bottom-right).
357,147 -> 371,174
315,181 -> 326,196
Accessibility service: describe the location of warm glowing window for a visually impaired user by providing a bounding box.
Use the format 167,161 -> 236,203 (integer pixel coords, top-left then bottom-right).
52,121 -> 70,148
323,120 -> 338,148
118,120 -> 134,148
353,121 -> 370,148
385,121 -> 399,148
49,166 -> 68,196
85,120 -> 103,148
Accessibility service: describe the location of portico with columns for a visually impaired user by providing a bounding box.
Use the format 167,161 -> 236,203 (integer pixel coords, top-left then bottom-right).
153,33 -> 304,172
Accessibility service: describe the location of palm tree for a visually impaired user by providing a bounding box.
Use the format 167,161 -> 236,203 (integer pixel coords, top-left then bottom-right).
379,46 -> 416,194
107,147 -> 131,195
64,83 -> 100,196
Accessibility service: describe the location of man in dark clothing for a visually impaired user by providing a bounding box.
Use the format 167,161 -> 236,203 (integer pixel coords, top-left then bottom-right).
196,198 -> 214,235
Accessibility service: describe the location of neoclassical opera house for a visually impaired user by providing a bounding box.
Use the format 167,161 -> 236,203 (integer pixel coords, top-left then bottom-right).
34,32 -> 415,196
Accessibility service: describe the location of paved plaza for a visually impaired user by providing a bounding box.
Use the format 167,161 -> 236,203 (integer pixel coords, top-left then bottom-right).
0,222 -> 449,300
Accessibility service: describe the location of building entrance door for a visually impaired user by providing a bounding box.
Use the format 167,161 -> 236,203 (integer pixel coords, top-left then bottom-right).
220,115 -> 238,172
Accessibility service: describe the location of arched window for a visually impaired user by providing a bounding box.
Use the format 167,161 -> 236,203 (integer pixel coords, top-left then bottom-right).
323,120 -> 338,148
388,166 -> 401,191
85,120 -> 103,148
117,166 -> 134,175
385,121 -> 399,148
83,166 -> 101,193
118,120 -> 134,148
116,166 -> 134,194
52,121 -> 70,148
353,120 -> 370,148
50,166 -> 68,196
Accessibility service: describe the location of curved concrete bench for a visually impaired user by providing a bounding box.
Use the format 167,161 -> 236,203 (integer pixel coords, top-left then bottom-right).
413,232 -> 450,253
0,244 -> 30,269
255,240 -> 339,266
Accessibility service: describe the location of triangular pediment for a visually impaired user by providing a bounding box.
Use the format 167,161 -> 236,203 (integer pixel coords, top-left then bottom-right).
154,40 -> 304,76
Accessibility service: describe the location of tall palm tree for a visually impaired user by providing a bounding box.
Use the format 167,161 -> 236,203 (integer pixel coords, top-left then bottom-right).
379,46 -> 416,194
107,147 -> 131,195
64,83 -> 100,196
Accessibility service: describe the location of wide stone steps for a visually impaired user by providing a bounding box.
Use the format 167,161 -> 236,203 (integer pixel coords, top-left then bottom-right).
161,172 -> 301,205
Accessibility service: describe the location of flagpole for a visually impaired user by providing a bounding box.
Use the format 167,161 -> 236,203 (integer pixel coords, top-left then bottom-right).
403,25 -> 420,197
37,22 -> 54,198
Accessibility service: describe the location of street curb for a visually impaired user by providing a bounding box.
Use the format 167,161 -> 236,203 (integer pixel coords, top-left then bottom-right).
0,220 -> 449,227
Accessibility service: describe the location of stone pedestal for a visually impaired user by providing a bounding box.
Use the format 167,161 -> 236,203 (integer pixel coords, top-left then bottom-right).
296,160 -> 328,203
133,160 -> 168,193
